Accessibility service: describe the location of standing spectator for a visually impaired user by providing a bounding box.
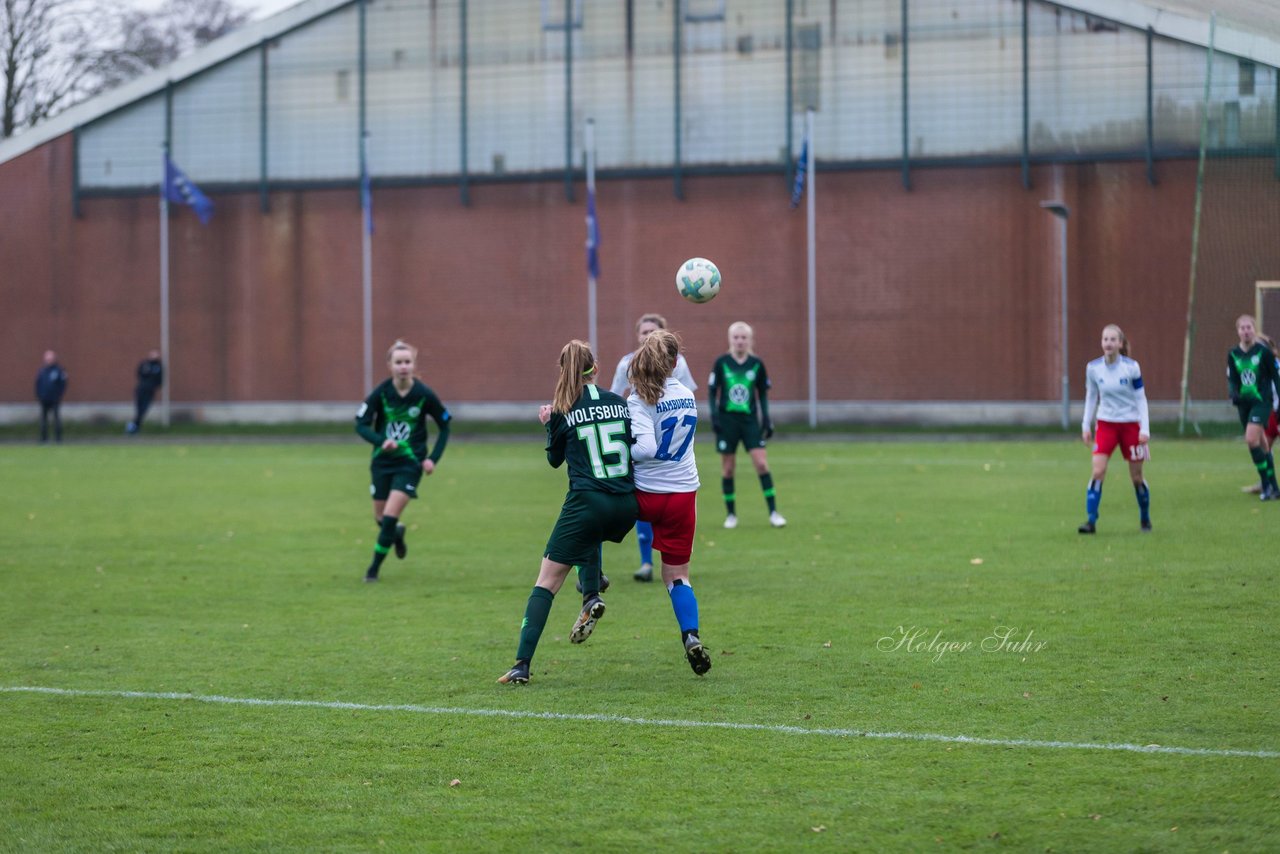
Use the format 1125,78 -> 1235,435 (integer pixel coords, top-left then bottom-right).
127,349 -> 164,434
35,350 -> 68,443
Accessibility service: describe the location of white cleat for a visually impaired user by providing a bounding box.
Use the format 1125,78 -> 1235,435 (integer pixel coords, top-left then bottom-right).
769,511 -> 787,528
723,514 -> 738,530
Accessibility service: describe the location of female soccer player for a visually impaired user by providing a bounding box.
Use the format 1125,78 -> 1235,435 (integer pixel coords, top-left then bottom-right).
628,330 -> 711,675
708,321 -> 785,529
1078,324 -> 1151,533
610,313 -> 698,583
1228,315 -> 1280,501
355,340 -> 451,581
497,340 -> 638,685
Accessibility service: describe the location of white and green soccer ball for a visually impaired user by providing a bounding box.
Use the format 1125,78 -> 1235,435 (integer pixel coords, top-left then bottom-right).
676,257 -> 721,304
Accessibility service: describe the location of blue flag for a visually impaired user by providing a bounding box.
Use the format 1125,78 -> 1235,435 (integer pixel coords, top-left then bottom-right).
164,155 -> 214,225
360,151 -> 373,236
789,138 -> 808,209
585,185 -> 600,280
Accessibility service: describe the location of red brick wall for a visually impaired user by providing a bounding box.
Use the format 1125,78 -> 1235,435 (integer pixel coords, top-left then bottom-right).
3,134 -> 1274,408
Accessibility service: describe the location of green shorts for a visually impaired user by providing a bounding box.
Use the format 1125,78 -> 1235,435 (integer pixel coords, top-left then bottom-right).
544,490 -> 638,567
1237,399 -> 1271,430
370,459 -> 423,501
715,413 -> 765,454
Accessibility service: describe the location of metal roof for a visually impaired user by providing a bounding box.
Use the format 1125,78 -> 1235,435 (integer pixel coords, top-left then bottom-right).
1,0 -> 1276,167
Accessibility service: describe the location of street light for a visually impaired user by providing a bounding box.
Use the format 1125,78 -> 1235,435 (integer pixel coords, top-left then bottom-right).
1040,200 -> 1070,430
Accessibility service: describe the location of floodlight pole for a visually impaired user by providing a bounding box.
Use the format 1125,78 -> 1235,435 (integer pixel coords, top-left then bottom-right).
1041,201 -> 1070,430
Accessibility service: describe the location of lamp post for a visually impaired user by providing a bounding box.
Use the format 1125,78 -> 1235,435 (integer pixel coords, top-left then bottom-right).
1040,200 -> 1070,430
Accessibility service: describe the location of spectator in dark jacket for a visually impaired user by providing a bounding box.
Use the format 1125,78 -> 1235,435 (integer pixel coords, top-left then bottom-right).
127,349 -> 164,434
35,350 -> 68,443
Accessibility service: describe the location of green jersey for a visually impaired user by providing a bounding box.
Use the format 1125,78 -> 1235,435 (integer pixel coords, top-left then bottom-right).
709,353 -> 771,418
1227,344 -> 1279,407
545,384 -> 635,494
355,379 -> 451,466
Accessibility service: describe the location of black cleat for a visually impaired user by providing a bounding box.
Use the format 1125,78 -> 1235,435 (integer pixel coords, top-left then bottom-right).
393,524 -> 407,559
633,563 -> 654,582
364,570 -> 379,582
1140,519 -> 1152,532
1077,522 -> 1096,534
684,634 -> 712,675
570,596 -> 607,644
497,661 -> 530,684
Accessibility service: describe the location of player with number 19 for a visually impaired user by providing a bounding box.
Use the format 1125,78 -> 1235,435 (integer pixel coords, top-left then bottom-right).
627,329 -> 712,676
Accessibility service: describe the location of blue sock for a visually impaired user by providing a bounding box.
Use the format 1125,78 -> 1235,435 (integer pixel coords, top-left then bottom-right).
636,521 -> 654,566
1085,479 -> 1102,523
1134,481 -> 1150,522
668,579 -> 699,634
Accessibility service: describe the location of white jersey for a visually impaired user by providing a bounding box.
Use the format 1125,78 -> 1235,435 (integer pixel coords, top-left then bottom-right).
611,352 -> 697,398
628,377 -> 701,493
1082,355 -> 1149,434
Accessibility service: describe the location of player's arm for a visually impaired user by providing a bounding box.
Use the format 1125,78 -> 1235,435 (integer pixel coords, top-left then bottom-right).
544,414 -> 567,468
1132,367 -> 1150,440
423,395 -> 452,473
757,362 -> 774,438
354,394 -> 383,446
1081,368 -> 1098,443
707,363 -> 722,433
610,357 -> 630,397
674,356 -> 698,393
628,399 -> 658,462
1227,353 -> 1242,404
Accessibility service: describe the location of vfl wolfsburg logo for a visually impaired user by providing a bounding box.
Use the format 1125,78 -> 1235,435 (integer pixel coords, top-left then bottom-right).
746,370 -> 757,381
729,386 -> 750,406
408,406 -> 421,418
386,421 -> 411,442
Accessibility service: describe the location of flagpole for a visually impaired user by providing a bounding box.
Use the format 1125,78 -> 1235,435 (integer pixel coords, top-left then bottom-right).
805,107 -> 817,428
361,131 -> 373,393
585,117 -> 598,350
159,145 -> 171,428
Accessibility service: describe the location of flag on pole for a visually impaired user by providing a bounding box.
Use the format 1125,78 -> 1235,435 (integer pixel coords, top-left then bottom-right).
789,138 -> 808,209
164,155 -> 214,224
585,184 -> 600,280
360,140 -> 373,235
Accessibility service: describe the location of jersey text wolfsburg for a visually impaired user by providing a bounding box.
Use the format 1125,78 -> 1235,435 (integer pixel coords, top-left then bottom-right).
546,385 -> 635,494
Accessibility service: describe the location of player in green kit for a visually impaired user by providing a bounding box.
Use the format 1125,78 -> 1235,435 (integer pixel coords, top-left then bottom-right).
355,340 -> 451,581
709,321 -> 786,529
498,340 -> 638,685
1228,315 -> 1280,500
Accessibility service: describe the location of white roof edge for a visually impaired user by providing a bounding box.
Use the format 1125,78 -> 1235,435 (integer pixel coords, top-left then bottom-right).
0,0 -> 351,166
1060,0 -> 1280,67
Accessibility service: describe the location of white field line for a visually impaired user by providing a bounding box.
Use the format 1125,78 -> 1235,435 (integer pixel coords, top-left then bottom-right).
3,685 -> 1275,760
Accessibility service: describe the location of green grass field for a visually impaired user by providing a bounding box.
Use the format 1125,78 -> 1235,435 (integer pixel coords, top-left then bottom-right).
2,436 -> 1276,851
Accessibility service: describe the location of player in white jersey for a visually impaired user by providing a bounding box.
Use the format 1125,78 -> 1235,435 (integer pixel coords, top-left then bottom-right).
627,329 -> 711,676
610,313 -> 697,583
1079,324 -> 1151,533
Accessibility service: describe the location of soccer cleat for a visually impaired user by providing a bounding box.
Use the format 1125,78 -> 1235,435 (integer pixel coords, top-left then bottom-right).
769,511 -> 787,528
1140,519 -> 1152,532
570,596 -> 607,644
1262,486 -> 1280,502
497,661 -> 530,684
684,634 -> 712,675
1242,483 -> 1263,494
364,570 -> 379,582
393,523 -> 407,559
1077,522 -> 1096,534
574,573 -> 610,594
723,514 -> 738,530
634,562 -> 653,582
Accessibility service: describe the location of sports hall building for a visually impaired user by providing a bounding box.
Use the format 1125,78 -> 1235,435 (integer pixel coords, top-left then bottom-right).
1,0 -> 1277,425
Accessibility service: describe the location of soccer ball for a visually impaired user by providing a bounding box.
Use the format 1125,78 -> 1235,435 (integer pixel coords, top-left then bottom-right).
676,257 -> 721,304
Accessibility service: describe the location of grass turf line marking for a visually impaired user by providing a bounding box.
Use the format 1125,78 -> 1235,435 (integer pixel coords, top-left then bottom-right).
3,685 -> 1275,760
